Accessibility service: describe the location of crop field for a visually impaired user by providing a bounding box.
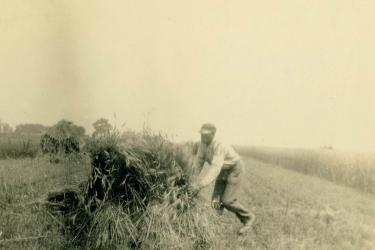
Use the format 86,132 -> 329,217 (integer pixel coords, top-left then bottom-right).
0,134 -> 41,159
1,146 -> 375,249
0,155 -> 90,249
236,146 -> 375,194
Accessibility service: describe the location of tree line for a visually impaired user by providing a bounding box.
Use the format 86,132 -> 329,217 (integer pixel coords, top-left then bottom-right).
0,118 -> 113,159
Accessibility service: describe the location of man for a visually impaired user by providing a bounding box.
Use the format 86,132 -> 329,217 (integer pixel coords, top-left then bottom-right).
190,123 -> 255,235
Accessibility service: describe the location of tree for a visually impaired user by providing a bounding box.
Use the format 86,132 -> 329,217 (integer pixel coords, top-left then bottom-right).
92,118 -> 113,138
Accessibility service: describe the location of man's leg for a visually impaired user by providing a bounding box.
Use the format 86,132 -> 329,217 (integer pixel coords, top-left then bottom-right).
220,165 -> 255,229
211,171 -> 227,214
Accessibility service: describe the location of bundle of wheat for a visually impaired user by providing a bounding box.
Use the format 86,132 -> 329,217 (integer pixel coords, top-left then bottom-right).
46,130 -> 212,249
84,133 -> 191,210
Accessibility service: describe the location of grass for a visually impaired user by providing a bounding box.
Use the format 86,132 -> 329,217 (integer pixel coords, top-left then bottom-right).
235,146 -> 375,195
234,157 -> 375,249
0,155 -> 91,249
1,141 -> 375,249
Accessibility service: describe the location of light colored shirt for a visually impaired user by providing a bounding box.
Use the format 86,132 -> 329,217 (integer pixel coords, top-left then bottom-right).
195,140 -> 240,171
193,140 -> 241,187
194,140 -> 240,168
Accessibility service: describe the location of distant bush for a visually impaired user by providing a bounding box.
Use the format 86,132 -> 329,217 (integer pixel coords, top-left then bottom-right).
40,134 -> 80,154
0,120 -> 87,160
40,120 -> 86,163
40,134 -> 60,154
236,146 -> 375,195
62,136 -> 80,154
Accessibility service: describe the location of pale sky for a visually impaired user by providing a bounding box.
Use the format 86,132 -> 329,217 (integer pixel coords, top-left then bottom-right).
0,1 -> 374,150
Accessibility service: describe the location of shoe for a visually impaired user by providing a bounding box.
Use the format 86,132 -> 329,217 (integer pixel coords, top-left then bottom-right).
237,217 -> 254,236
238,224 -> 251,235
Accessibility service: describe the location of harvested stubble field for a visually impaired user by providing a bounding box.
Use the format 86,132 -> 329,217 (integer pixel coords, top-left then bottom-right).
1,144 -> 375,249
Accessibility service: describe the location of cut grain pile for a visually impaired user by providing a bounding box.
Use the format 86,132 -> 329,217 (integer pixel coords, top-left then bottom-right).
46,130 -> 214,249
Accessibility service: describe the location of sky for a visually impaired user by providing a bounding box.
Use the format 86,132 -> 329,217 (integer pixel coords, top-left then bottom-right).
0,0 -> 374,150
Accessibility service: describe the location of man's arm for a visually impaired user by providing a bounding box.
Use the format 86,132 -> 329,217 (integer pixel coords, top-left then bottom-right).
197,144 -> 225,188
191,144 -> 205,172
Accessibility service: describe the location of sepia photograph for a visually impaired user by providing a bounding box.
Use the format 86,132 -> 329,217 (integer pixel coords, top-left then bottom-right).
1,1 -> 375,249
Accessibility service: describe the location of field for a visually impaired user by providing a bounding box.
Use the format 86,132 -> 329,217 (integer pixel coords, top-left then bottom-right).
0,155 -> 90,249
236,146 -> 375,194
0,134 -> 41,159
1,149 -> 375,249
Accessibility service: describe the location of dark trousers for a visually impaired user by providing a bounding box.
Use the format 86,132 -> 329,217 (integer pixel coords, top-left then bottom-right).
212,162 -> 253,224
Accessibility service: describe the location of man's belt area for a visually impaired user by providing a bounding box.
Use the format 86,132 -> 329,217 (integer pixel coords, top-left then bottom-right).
221,160 -> 241,171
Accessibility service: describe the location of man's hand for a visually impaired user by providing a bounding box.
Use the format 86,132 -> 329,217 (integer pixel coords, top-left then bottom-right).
188,183 -> 202,197
211,198 -> 221,209
211,198 -> 224,215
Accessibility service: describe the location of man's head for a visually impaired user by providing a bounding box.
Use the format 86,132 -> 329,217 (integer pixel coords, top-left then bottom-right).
199,123 -> 216,145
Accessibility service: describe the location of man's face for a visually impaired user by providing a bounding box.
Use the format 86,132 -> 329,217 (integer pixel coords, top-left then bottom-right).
201,132 -> 215,145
